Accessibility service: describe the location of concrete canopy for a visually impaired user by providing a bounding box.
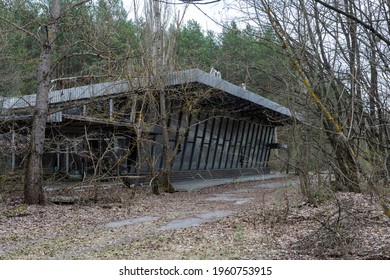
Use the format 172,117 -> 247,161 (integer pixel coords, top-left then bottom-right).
1,69 -> 295,125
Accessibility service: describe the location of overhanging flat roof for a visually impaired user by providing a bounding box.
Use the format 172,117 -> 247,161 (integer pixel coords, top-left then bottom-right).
166,69 -> 293,119
1,69 -> 296,122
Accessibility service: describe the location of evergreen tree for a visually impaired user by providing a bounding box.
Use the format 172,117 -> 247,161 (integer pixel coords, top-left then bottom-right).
176,20 -> 219,70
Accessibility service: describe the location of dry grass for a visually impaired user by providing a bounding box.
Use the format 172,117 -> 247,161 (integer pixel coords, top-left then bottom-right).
0,176 -> 389,260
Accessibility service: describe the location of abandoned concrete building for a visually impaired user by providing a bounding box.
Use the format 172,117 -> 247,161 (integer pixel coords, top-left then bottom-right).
0,69 -> 293,182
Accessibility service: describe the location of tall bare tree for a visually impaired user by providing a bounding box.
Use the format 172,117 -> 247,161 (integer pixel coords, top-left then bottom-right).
1,0 -> 91,204
131,0 -> 187,194
24,0 -> 61,204
239,0 -> 390,216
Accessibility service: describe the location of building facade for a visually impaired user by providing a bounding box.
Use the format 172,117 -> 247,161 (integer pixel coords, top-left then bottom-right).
0,69 -> 293,182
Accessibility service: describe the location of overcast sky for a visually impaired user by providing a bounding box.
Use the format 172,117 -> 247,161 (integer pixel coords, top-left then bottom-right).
121,0 -> 234,33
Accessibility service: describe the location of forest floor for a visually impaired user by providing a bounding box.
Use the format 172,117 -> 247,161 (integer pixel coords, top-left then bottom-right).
0,175 -> 389,260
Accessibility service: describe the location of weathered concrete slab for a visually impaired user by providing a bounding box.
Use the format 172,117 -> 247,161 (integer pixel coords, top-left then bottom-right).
172,173 -> 292,192
158,210 -> 233,231
104,175 -> 298,233
206,193 -> 251,205
105,216 -> 159,228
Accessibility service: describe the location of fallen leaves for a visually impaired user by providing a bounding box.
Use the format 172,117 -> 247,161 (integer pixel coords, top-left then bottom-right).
0,176 -> 389,260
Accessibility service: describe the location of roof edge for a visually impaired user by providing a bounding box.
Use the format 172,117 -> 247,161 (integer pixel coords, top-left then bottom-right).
1,68 -> 298,121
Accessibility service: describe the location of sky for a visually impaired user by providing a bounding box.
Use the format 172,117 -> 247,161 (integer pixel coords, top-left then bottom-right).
121,0 -> 235,33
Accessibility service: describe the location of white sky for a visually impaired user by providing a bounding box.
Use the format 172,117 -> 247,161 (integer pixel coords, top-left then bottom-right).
121,0 -> 234,33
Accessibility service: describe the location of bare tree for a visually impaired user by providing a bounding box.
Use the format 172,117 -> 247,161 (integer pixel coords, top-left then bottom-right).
130,0 -> 187,194
239,0 -> 390,216
23,0 -> 62,204
1,0 -> 91,204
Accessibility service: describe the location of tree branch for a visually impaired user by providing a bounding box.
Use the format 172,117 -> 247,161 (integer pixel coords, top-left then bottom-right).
56,0 -> 91,22
313,0 -> 390,46
0,15 -> 40,43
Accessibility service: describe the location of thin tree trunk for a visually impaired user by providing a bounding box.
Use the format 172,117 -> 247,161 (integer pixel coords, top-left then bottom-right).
24,0 -> 60,204
159,90 -> 175,193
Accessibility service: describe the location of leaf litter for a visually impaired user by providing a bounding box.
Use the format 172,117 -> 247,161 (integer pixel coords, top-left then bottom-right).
0,176 -> 389,259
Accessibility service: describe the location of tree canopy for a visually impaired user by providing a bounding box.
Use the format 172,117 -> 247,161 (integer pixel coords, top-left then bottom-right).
0,0 -> 285,97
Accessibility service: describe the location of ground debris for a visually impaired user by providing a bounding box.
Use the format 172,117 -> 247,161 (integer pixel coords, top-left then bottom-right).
0,177 -> 389,260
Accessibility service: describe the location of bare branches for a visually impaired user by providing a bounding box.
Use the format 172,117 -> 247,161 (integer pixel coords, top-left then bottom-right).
58,0 -> 91,21
266,8 -> 344,134
245,0 -> 390,216
313,0 -> 390,46
0,14 -> 40,42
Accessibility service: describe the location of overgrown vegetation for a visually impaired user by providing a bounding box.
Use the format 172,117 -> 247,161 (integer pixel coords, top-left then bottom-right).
0,178 -> 388,259
1,0 -> 290,203
1,0 -> 389,259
